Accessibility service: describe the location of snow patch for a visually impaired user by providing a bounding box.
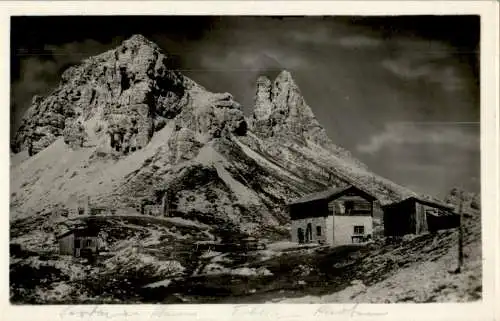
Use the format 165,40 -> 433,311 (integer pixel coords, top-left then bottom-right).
143,279 -> 172,288
194,144 -> 261,206
213,162 -> 261,205
104,247 -> 185,276
203,264 -> 273,276
233,137 -> 307,184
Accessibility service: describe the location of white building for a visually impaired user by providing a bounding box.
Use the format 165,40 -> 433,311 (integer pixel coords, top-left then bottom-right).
288,185 -> 378,246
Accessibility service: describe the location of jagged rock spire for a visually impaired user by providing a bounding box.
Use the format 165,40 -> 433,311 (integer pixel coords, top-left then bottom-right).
249,70 -> 332,148
253,76 -> 273,121
273,70 -> 296,87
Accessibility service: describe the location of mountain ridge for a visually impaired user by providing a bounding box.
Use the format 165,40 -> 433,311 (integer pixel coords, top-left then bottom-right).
11,34 -> 424,237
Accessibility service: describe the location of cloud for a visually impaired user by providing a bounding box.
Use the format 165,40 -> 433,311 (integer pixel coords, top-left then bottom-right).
380,39 -> 466,92
382,59 -> 432,80
200,48 -> 305,73
338,35 -> 383,48
10,58 -> 60,128
382,58 -> 465,91
288,29 -> 383,49
262,51 -> 305,70
11,38 -> 121,131
288,28 -> 332,45
44,38 -> 123,67
356,122 -> 480,155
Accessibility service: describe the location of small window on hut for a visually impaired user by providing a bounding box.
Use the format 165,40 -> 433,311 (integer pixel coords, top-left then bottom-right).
85,240 -> 92,247
316,226 -> 322,236
353,226 -> 365,235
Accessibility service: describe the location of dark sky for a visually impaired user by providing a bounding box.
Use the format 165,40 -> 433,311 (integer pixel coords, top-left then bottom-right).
10,16 -> 480,198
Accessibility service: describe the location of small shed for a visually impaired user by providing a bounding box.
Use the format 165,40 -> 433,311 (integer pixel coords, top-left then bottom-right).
57,227 -> 99,257
382,196 -> 458,236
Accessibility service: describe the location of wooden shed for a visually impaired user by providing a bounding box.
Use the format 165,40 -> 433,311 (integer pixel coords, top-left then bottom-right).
57,227 -> 99,257
382,196 -> 458,236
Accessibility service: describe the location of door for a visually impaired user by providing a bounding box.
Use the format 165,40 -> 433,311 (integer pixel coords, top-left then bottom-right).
74,238 -> 81,257
297,228 -> 304,244
306,223 -> 313,242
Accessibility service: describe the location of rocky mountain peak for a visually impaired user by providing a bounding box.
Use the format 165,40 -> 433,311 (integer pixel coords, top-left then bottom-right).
268,70 -> 300,111
12,35 -> 246,156
273,70 -> 296,87
249,70 -> 332,148
122,34 -> 157,48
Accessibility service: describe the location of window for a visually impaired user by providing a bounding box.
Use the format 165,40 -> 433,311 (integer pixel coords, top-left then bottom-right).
78,207 -> 85,215
316,226 -> 322,236
85,240 -> 92,247
353,225 -> 365,235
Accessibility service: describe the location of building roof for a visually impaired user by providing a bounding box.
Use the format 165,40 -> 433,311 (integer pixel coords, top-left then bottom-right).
56,227 -> 99,240
414,196 -> 456,211
288,185 -> 375,206
384,196 -> 455,212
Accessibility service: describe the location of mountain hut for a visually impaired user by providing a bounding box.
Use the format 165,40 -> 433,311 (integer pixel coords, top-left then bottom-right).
288,185 -> 379,246
57,227 -> 99,258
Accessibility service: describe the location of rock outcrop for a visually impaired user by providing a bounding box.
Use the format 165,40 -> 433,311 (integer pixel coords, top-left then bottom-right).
248,71 -> 371,178
249,71 -> 332,147
12,34 -> 246,156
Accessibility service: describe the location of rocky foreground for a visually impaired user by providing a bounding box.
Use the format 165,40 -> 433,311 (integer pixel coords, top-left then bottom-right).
10,202 -> 480,304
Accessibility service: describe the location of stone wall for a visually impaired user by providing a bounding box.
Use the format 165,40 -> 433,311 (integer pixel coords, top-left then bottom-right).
290,216 -> 330,245
333,215 -> 373,245
290,214 -> 373,246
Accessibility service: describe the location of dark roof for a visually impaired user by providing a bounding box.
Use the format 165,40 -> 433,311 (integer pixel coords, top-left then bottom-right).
56,228 -> 99,239
383,196 -> 455,212
414,197 -> 455,211
288,185 -> 375,205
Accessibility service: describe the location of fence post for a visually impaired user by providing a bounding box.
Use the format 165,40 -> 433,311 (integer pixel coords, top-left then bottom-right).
457,190 -> 464,273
